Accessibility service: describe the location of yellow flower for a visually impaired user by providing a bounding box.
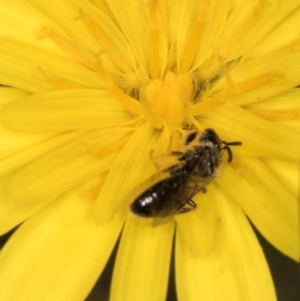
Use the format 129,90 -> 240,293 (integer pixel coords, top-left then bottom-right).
0,0 -> 299,300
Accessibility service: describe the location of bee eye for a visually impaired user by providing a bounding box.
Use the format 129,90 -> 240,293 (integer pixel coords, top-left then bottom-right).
199,128 -> 221,146
185,131 -> 197,145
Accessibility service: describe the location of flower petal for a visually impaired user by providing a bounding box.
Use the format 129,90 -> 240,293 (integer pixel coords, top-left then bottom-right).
25,0 -> 136,71
229,45 -> 300,105
174,0 -> 209,70
0,183 -> 124,301
2,128 -> 131,205
176,184 -> 276,301
176,189 -> 221,258
0,0 -> 67,56
95,124 -> 170,222
0,131 -> 96,234
193,0 -> 231,68
217,158 -> 299,261
103,0 -> 148,72
0,132 -> 84,177
218,0 -> 259,49
244,89 -> 300,132
0,86 -> 30,105
250,5 -> 300,57
26,0 -> 101,53
0,39 -> 101,92
110,215 -> 174,301
262,157 -> 299,195
245,88 -> 300,111
198,103 -> 300,159
0,88 -> 53,162
218,0 -> 300,60
2,89 -> 133,132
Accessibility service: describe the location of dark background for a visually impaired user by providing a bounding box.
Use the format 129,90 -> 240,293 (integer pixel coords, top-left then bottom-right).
1,224 -> 299,301
86,225 -> 300,301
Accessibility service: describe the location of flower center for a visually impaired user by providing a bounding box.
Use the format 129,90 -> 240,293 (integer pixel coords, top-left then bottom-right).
140,71 -> 193,129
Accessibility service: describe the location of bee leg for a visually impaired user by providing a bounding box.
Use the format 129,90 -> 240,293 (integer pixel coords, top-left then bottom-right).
164,164 -> 185,175
200,187 -> 207,194
177,199 -> 197,214
170,151 -> 184,156
186,199 -> 197,210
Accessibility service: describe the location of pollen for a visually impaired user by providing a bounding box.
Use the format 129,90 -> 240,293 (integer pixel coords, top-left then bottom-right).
140,71 -> 193,129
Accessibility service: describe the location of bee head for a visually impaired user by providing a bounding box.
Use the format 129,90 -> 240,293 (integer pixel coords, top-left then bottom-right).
199,128 -> 221,146
200,128 -> 242,163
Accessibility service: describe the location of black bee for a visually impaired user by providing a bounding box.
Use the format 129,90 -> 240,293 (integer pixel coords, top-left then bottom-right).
130,128 -> 242,217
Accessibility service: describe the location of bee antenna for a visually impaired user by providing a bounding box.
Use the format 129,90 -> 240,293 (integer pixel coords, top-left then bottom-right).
222,141 -> 242,146
221,141 -> 242,163
223,145 -> 233,163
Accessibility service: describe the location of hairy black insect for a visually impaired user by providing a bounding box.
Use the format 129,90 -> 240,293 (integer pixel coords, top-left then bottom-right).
130,128 -> 242,217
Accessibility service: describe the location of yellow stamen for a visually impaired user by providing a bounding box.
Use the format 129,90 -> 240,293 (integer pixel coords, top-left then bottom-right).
157,0 -> 169,40
82,174 -> 106,201
221,0 -> 267,57
109,85 -> 142,116
39,68 -> 85,89
248,109 -> 300,121
141,71 -> 193,128
180,0 -> 210,72
169,130 -> 183,152
148,1 -> 161,79
188,97 -> 227,116
90,0 -> 111,17
81,56 -> 142,116
38,26 -> 97,70
79,10 -> 132,74
234,72 -> 285,94
185,111 -> 206,131
87,136 -> 130,160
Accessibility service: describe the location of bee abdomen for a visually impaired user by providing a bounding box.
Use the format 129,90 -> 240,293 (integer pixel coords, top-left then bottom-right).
130,189 -> 157,217
130,176 -> 187,217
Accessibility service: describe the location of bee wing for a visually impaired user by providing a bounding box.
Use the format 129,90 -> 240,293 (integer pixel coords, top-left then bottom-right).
150,151 -> 187,174
185,176 -> 211,193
